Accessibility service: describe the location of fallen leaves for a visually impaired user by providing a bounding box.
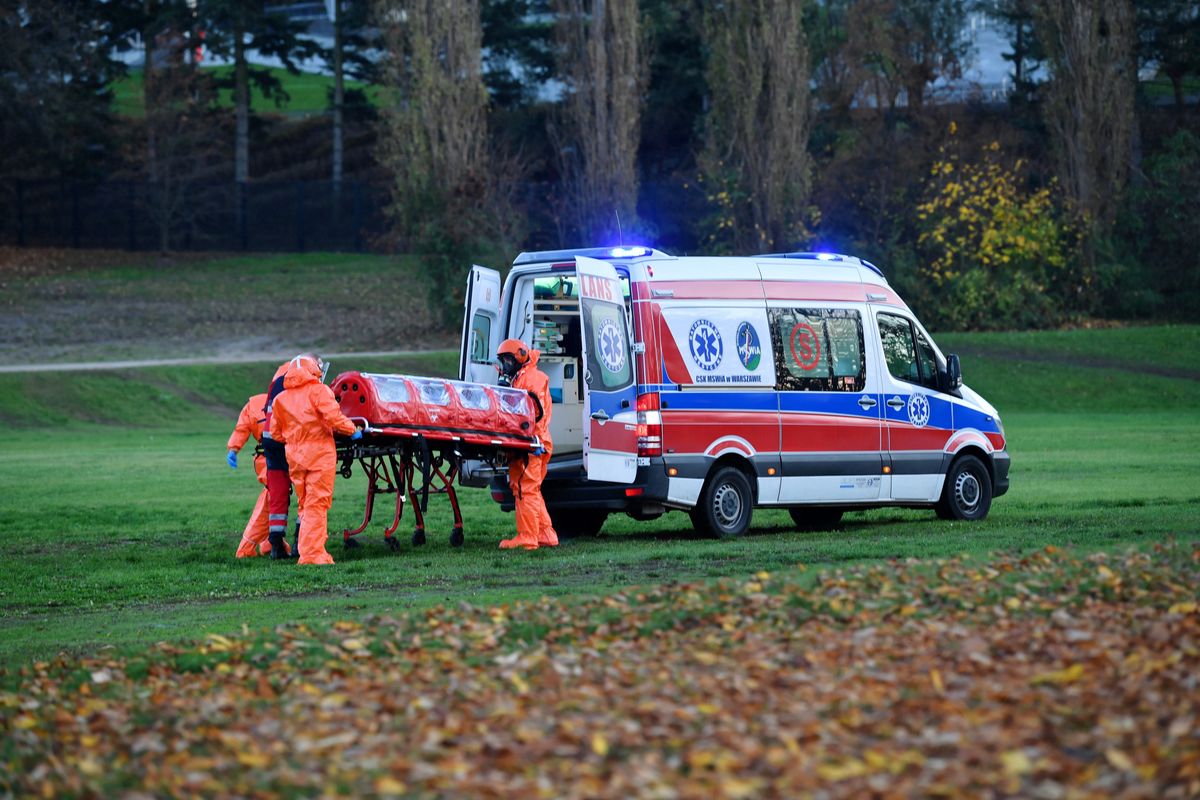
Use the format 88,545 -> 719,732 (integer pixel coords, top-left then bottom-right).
1,543 -> 1198,798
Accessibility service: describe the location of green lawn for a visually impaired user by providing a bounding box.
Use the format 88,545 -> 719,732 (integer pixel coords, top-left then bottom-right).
112,66 -> 380,117
1,328 -> 1197,666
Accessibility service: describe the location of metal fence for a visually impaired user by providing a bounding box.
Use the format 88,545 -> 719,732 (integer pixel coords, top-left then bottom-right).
0,179 -> 390,252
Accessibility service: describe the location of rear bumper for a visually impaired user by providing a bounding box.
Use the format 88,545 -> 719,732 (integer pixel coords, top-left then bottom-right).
489,455 -> 670,513
992,450 -> 1011,498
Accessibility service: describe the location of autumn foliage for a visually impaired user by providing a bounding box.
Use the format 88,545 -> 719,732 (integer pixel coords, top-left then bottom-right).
3,544 -> 1198,798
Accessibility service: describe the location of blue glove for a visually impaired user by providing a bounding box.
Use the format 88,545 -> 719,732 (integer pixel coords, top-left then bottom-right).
350,429 -> 363,441
531,445 -> 545,456
226,450 -> 238,469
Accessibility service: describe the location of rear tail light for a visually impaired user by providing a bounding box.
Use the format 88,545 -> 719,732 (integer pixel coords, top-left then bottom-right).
636,392 -> 662,457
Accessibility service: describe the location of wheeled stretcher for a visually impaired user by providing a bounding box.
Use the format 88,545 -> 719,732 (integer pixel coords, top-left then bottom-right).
331,372 -> 541,550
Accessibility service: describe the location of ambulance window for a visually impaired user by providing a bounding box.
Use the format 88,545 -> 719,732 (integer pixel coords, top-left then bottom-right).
878,314 -> 917,382
915,330 -> 939,390
769,308 -> 865,392
469,313 -> 492,364
584,301 -> 633,391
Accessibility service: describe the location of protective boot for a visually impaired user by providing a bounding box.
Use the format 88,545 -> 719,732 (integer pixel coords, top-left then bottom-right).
291,522 -> 302,559
268,531 -> 290,560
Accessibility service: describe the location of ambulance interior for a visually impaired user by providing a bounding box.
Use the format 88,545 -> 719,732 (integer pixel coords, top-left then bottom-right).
504,272 -> 632,458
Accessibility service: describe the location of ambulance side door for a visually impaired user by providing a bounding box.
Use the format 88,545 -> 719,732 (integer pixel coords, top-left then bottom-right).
459,265 -> 502,384
873,309 -> 954,501
576,256 -> 638,483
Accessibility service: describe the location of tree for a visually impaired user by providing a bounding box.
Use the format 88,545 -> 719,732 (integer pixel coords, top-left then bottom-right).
481,0 -> 555,108
700,0 -> 813,253
328,1 -> 379,192
976,0 -> 1044,104
1136,0 -> 1200,115
196,0 -> 322,183
0,1 -> 123,179
552,0 -> 648,244
1034,0 -> 1136,247
375,0 -> 523,323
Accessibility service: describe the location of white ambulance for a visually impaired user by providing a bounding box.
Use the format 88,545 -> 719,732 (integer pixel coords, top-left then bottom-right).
460,247 -> 1009,537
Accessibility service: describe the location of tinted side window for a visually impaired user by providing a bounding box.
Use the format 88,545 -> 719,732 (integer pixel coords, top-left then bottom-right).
770,308 -> 865,392
878,313 -> 939,390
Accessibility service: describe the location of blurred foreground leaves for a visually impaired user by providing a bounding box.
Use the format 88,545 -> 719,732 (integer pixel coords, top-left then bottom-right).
2,543 -> 1198,798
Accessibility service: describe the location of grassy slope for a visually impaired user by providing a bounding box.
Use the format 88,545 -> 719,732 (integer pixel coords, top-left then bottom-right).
111,66 -> 379,117
0,328 -> 1197,664
0,252 -> 452,364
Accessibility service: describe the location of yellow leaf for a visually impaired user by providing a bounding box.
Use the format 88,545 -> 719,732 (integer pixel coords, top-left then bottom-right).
697,703 -> 718,715
1001,750 -> 1032,776
509,673 -> 529,694
1030,663 -> 1084,685
13,715 -> 37,730
591,733 -> 609,757
77,758 -> 103,777
340,638 -> 366,651
817,758 -> 868,781
1105,748 -> 1134,771
930,669 -> 944,694
1169,601 -> 1197,615
692,650 -> 718,665
1097,565 -> 1116,581
236,751 -> 270,768
1005,597 -> 1021,610
899,605 -> 918,616
374,776 -> 407,795
755,571 -> 770,580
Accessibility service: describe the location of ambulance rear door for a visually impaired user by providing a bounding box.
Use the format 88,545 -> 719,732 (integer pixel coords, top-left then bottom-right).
459,265 -> 502,384
576,255 -> 638,483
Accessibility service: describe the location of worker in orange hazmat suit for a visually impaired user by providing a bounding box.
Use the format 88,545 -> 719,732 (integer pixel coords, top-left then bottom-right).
269,354 -> 361,565
226,392 -> 291,558
496,339 -> 559,550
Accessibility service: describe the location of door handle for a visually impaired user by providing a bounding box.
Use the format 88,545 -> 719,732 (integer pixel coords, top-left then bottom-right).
858,396 -> 877,409
887,397 -> 906,410
590,410 -> 610,422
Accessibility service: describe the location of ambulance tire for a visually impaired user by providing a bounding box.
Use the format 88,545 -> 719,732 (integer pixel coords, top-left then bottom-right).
691,466 -> 753,538
936,454 -> 993,521
549,508 -> 607,538
788,507 -> 844,531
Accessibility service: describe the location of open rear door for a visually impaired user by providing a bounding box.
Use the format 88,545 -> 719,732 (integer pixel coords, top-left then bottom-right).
576,256 -> 637,483
459,265 -> 502,383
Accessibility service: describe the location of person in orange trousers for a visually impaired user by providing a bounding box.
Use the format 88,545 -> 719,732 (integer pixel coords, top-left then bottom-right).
269,354 -> 361,565
226,392 -> 291,558
496,339 -> 559,550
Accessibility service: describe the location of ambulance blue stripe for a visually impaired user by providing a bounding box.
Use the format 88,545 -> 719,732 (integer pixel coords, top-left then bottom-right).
660,391 -> 779,412
952,404 -> 1002,434
778,392 -> 878,417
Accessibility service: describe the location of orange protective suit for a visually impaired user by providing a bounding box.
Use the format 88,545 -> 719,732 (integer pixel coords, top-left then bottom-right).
227,392 -> 290,558
501,345 -> 558,550
269,356 -> 358,565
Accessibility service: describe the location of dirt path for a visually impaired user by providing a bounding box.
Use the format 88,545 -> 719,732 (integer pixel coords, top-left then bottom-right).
0,349 -> 455,374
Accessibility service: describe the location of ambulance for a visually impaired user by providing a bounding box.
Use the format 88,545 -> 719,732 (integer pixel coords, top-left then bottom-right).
459,247 -> 1009,537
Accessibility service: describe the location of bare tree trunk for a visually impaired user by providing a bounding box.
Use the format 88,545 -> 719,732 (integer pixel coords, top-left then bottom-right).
701,0 -> 814,253
332,0 -> 344,196
144,0 -> 157,182
554,0 -> 647,243
234,6 -> 248,184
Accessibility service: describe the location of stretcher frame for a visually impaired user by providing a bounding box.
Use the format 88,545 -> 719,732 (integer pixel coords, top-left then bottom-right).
334,417 -> 541,551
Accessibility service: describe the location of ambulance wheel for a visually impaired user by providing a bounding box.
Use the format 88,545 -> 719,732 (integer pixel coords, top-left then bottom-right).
549,508 -> 606,538
384,536 -> 401,553
936,455 -> 993,521
449,527 -> 465,547
412,528 -> 427,547
692,466 -> 753,538
788,507 -> 844,531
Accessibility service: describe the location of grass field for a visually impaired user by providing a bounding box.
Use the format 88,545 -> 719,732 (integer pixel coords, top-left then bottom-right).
0,326 -> 1197,667
111,66 -> 379,117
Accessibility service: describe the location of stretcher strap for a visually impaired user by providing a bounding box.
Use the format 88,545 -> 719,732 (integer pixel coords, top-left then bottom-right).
363,419 -> 538,443
417,434 -> 431,513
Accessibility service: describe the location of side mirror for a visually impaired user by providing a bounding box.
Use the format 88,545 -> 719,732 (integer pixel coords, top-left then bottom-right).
942,353 -> 963,393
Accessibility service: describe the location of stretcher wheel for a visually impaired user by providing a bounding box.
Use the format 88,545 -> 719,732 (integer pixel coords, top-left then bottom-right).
384,536 -> 402,552
344,536 -> 361,549
412,528 -> 426,547
449,527 -> 464,547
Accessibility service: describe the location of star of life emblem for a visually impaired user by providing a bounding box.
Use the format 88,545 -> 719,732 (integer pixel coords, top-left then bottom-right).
688,318 -> 723,371
597,319 -> 626,373
907,393 -> 931,428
